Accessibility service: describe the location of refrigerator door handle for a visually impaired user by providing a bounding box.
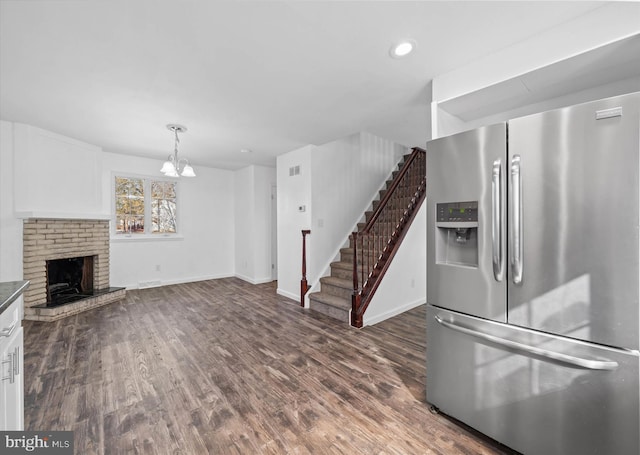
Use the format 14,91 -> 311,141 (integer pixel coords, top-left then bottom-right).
434,315 -> 619,371
510,155 -> 523,284
492,159 -> 503,281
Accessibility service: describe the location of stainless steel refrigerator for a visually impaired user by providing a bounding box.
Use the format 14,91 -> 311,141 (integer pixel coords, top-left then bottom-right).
426,92 -> 639,455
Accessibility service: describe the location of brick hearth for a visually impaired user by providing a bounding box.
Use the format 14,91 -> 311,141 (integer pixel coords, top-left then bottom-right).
22,218 -> 125,321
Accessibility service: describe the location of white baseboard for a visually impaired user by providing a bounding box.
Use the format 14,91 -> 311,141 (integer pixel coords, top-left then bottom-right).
235,274 -> 274,285
137,280 -> 162,289
124,273 -> 234,290
277,288 -> 299,302
363,298 -> 426,327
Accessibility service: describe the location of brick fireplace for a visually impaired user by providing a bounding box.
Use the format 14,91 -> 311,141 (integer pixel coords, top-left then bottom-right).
22,218 -> 125,321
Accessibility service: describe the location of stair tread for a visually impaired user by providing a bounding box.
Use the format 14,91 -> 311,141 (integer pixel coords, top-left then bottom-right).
331,261 -> 352,270
320,276 -> 352,289
308,292 -> 351,309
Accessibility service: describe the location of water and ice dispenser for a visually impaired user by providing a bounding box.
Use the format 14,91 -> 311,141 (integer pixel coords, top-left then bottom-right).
435,201 -> 478,267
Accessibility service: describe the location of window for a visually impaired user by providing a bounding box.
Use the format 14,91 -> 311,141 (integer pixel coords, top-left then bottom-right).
115,177 -> 145,233
114,176 -> 178,236
151,180 -> 177,234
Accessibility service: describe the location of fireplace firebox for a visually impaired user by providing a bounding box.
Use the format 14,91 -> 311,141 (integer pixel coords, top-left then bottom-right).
46,256 -> 95,306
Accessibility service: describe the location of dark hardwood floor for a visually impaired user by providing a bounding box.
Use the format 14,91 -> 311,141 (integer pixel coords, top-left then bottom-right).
23,278 -> 513,454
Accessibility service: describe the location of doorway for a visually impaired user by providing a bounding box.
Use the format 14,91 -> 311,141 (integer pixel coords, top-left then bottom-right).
271,184 -> 278,281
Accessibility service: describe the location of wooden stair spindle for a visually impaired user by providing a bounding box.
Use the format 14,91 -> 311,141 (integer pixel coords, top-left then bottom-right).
300,229 -> 311,306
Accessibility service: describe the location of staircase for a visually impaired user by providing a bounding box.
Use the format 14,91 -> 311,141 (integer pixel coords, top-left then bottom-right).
308,147 -> 426,327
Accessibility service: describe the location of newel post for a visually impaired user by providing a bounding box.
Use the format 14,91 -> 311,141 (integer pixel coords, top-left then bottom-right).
351,231 -> 362,327
300,229 -> 311,306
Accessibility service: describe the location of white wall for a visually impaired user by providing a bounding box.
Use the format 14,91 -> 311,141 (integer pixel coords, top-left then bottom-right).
102,152 -> 235,289
0,121 -> 22,281
234,164 -> 276,284
13,123 -> 103,217
2,121 -> 102,282
363,202 -> 426,326
276,145 -> 312,301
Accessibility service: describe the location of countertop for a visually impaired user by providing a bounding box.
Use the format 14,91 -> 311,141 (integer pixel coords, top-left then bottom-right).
0,280 -> 29,316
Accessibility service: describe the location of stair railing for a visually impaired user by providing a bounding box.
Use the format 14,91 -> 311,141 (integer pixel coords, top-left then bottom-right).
350,147 -> 426,327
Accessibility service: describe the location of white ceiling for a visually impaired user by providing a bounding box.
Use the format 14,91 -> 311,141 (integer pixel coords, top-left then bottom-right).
0,1 -> 609,170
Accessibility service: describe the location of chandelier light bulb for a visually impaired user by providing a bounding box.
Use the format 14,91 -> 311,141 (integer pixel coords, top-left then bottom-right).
181,164 -> 196,177
160,160 -> 175,174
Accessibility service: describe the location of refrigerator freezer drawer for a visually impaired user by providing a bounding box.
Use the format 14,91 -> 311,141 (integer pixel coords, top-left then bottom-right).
426,306 -> 639,455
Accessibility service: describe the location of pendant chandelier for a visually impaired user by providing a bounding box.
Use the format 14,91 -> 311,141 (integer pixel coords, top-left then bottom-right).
160,124 -> 196,177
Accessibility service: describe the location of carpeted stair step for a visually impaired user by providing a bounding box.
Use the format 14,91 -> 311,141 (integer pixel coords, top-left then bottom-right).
308,292 -> 350,322
319,276 -> 353,300
340,247 -> 390,263
330,261 -> 353,280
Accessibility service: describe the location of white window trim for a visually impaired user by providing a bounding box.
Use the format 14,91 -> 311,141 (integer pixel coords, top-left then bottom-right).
111,172 -> 184,242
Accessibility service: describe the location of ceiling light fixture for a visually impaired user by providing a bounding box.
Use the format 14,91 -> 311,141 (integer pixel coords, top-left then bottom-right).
161,124 -> 196,178
390,39 -> 416,58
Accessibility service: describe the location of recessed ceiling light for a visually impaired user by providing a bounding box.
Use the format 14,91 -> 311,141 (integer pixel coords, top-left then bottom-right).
240,148 -> 252,153
390,40 -> 416,59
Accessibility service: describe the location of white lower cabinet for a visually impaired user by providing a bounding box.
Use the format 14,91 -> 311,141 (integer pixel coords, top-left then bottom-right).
0,308 -> 24,430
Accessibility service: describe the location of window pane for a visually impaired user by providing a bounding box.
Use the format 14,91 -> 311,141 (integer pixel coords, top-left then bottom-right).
151,180 -> 177,234
127,216 -> 145,233
165,182 -> 176,198
130,178 -> 144,197
115,198 -> 127,214
163,200 -> 177,233
115,215 -> 126,234
116,215 -> 145,234
128,197 -> 145,216
152,199 -> 177,233
151,181 -> 164,198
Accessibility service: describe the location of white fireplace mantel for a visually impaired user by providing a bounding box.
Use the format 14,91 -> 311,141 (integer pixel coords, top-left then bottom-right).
14,211 -> 111,221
